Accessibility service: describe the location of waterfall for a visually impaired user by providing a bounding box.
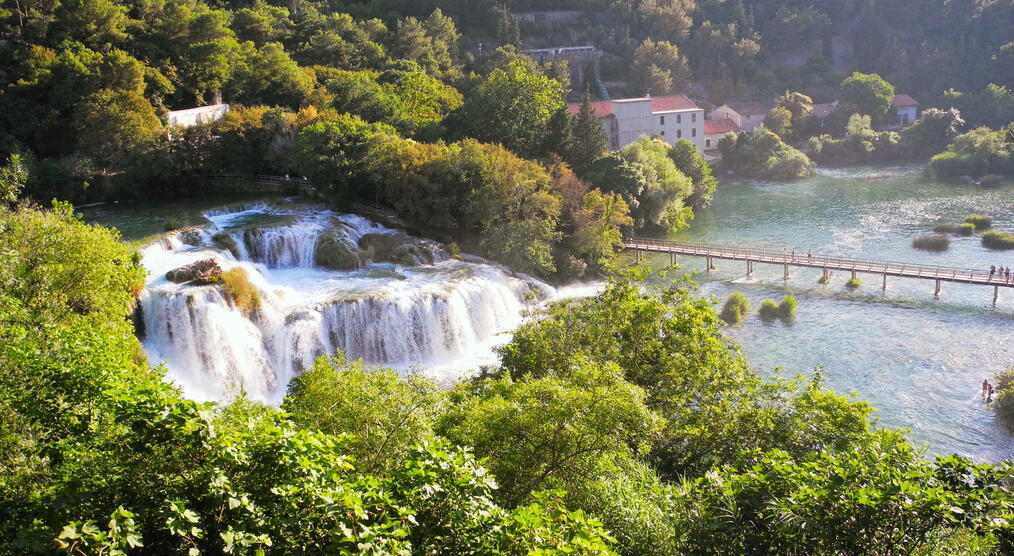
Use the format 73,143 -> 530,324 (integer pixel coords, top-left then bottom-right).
140,204 -> 554,402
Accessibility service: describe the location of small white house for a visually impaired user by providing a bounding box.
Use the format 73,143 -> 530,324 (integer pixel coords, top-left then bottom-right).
703,119 -> 739,152
167,103 -> 230,128
567,95 -> 706,153
709,102 -> 769,132
889,94 -> 919,130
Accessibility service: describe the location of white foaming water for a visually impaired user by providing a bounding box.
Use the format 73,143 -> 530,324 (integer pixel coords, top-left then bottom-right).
140,204 -> 555,403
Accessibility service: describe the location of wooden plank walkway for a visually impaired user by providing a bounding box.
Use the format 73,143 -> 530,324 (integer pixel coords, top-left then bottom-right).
625,238 -> 1014,301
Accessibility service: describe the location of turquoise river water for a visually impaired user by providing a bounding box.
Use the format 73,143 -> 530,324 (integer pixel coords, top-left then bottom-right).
646,165 -> 1014,462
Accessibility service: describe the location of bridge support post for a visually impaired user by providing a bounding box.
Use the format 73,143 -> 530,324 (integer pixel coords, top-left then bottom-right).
822,268 -> 829,283
783,264 -> 789,280
747,261 -> 753,276
706,256 -> 712,271
851,270 -> 857,281
994,285 -> 999,305
934,279 -> 941,297
882,273 -> 887,291
670,252 -> 675,266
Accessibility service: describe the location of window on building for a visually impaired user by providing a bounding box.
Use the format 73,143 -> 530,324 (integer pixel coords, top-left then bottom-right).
706,138 -> 712,148
660,130 -> 665,136
677,129 -> 682,138
691,128 -> 697,137
691,113 -> 697,122
660,115 -> 665,125
677,114 -> 682,124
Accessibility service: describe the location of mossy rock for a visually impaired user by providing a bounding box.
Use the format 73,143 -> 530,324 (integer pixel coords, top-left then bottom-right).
359,233 -> 442,266
314,232 -> 365,270
212,232 -> 240,258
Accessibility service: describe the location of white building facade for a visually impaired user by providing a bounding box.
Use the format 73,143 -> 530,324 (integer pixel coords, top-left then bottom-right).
567,95 -> 706,153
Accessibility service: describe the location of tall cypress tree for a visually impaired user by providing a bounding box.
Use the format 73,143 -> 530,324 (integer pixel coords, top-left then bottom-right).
568,90 -> 608,173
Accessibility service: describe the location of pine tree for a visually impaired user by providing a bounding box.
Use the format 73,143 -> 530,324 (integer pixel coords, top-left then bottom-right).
567,90 -> 608,173
496,6 -> 521,48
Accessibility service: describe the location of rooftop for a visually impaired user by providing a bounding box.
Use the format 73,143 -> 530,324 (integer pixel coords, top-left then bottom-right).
812,102 -> 838,118
566,95 -> 699,118
893,94 -> 919,108
722,101 -> 769,116
704,119 -> 740,135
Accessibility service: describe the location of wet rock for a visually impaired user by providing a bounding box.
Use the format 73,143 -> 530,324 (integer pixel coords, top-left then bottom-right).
359,233 -> 446,265
166,259 -> 223,285
979,174 -> 1004,186
314,232 -> 365,270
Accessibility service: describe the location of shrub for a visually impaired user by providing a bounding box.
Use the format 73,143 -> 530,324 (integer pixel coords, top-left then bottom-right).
912,233 -> 950,251
993,368 -> 1014,427
846,277 -> 861,288
758,299 -> 780,320
932,223 -> 961,233
982,231 -> 1014,250
959,223 -> 976,236
778,295 -> 798,319
720,292 -> 750,324
219,267 -> 261,315
164,218 -> 183,231
964,215 -> 993,230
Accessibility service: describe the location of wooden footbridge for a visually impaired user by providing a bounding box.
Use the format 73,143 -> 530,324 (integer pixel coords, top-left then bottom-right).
625,238 -> 1014,303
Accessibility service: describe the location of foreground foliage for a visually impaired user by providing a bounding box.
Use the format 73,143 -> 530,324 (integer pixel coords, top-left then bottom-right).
2,204 -> 1012,555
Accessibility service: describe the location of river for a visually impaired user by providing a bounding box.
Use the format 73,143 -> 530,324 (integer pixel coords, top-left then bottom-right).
647,165 -> 1014,461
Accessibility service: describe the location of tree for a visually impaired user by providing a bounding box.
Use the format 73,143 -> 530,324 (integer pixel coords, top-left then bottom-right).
839,72 -> 895,120
631,39 -> 689,96
73,88 -> 162,171
668,139 -> 717,209
776,91 -> 813,124
637,0 -> 696,41
901,108 -> 965,157
764,107 -> 793,139
283,353 -> 443,476
572,189 -> 633,267
453,59 -> 565,159
292,114 -> 397,201
584,137 -> 693,231
0,154 -> 28,206
568,92 -> 609,173
439,358 -> 659,506
495,5 -> 521,48
232,0 -> 292,45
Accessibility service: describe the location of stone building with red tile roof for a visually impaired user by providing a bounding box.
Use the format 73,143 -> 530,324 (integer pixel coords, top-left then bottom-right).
566,94 -> 705,152
702,119 -> 740,151
709,102 -> 770,132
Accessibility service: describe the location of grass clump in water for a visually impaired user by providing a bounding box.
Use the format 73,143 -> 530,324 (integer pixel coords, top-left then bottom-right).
778,295 -> 798,318
958,223 -> 976,236
219,267 -> 261,315
757,299 -> 780,320
719,292 -> 750,324
993,368 -> 1014,426
982,231 -> 1014,250
932,223 -> 961,233
846,277 -> 861,289
964,215 -> 993,230
912,233 -> 950,251
164,218 -> 184,232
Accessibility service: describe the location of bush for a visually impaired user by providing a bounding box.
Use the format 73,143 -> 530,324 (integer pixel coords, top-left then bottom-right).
758,299 -> 780,320
964,215 -> 993,230
778,295 -> 798,319
912,233 -> 950,251
846,277 -> 861,288
720,292 -> 750,324
932,223 -> 961,233
959,223 -> 976,236
982,231 -> 1014,250
993,368 -> 1014,427
219,267 -> 261,315
164,218 -> 184,231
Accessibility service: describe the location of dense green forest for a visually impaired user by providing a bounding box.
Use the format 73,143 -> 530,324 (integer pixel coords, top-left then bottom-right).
3,1 -> 1014,553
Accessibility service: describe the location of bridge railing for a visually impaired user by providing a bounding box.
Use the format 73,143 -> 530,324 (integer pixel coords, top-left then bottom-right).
625,237 -> 991,281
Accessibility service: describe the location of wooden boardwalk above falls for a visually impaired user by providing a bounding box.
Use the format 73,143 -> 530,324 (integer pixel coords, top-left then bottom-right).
624,238 -> 1014,303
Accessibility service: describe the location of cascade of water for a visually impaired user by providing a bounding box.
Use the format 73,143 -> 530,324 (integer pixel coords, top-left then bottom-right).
140,204 -> 555,402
